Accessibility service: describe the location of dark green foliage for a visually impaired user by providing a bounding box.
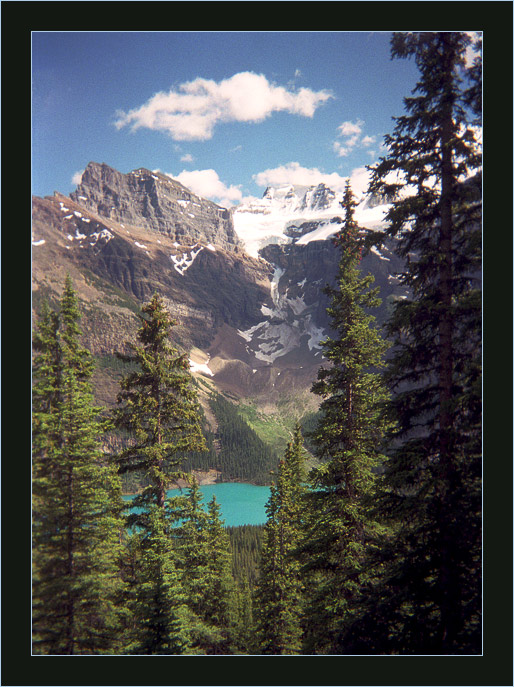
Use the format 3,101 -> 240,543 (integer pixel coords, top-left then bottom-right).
301,182 -> 392,654
364,32 -> 482,654
176,403 -> 219,474
227,524 -> 264,587
209,393 -> 279,484
32,276 -> 124,655
169,481 -> 235,654
124,510 -> 191,655
231,576 -> 257,654
226,525 -> 264,653
118,391 -> 278,493
255,425 -> 307,654
298,410 -> 322,455
114,292 -> 206,517
113,293 -> 207,654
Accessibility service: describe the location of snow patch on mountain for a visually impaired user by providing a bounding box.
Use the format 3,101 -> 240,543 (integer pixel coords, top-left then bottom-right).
189,357 -> 214,377
170,244 -> 204,275
237,263 -> 325,364
270,267 -> 285,305
371,246 -> 390,261
296,220 -> 342,245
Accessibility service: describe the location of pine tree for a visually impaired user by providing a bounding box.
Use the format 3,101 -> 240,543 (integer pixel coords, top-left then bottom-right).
115,293 -> 206,513
113,292 -> 206,654
127,508 -> 190,654
232,577 -> 256,654
171,483 -> 235,654
204,495 -> 236,652
255,424 -> 307,654
365,32 -> 482,654
301,182 -> 392,654
32,276 -> 124,654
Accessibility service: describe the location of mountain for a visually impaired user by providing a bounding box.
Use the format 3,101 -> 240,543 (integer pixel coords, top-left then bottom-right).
32,161 -> 406,438
70,162 -> 242,252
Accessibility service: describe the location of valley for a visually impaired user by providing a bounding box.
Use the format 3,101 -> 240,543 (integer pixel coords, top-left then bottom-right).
32,161 -> 406,485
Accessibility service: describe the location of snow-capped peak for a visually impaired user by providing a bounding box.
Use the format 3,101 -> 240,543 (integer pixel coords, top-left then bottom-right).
233,183 -> 390,258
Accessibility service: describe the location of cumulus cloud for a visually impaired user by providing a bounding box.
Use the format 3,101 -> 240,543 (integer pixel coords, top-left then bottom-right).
252,161 -> 372,198
333,119 -> 378,158
72,169 -> 84,186
253,161 -> 347,192
166,168 -> 243,208
337,120 -> 363,138
347,166 -> 374,197
180,153 -> 194,163
115,71 -> 332,141
361,135 -> 376,147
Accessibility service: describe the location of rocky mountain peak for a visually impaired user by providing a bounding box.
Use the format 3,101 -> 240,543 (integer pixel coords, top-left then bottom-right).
300,183 -> 337,212
70,161 -> 242,252
33,160 -> 405,402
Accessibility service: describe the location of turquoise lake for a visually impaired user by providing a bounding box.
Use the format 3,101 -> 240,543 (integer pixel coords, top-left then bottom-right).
123,482 -> 271,527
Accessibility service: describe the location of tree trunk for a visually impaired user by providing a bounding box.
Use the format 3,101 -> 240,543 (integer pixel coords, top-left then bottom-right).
437,47 -> 459,652
66,464 -> 75,654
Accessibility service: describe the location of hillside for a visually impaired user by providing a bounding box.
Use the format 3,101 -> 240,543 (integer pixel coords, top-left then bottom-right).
32,162 -> 406,481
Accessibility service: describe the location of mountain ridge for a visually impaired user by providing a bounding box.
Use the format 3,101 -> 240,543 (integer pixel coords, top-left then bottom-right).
32,161 -> 406,415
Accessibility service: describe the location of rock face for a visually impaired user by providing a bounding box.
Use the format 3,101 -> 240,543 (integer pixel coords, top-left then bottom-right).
31,190 -> 269,354
71,162 -> 242,252
32,163 -> 407,403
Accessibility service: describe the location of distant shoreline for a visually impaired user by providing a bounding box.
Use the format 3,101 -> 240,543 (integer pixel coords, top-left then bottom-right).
122,469 -> 271,496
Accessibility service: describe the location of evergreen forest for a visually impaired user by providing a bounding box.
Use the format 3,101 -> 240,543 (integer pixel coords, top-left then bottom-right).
32,32 -> 482,656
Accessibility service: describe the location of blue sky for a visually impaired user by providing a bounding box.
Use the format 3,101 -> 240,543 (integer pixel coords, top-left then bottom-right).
32,31 -> 424,206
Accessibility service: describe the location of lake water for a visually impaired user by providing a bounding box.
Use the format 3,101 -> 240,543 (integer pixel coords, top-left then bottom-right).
123,482 -> 271,527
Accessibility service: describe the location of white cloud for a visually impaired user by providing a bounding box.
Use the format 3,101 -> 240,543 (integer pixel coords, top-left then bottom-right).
253,162 -> 348,192
333,141 -> 353,157
180,153 -> 194,163
337,120 -> 363,138
361,135 -> 376,147
166,168 -> 243,208
348,166 -> 373,197
252,161 -> 372,198
333,119 -> 378,158
72,169 -> 84,185
115,71 -> 332,141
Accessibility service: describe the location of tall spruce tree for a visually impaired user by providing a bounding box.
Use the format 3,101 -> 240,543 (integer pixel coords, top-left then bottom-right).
113,292 -> 206,654
255,424 -> 307,654
32,276 -> 124,654
301,181 -> 392,654
232,577 -> 256,654
171,482 -> 235,654
364,32 -> 482,654
204,495 -> 236,652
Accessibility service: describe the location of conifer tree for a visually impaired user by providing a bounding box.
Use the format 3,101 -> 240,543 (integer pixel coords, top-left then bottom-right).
126,508 -> 190,654
301,182 -> 392,654
115,293 -> 206,514
113,292 -> 206,654
255,424 -> 307,654
32,276 -> 124,654
365,31 -> 482,654
204,495 -> 236,652
232,577 -> 256,654
171,483 -> 234,653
